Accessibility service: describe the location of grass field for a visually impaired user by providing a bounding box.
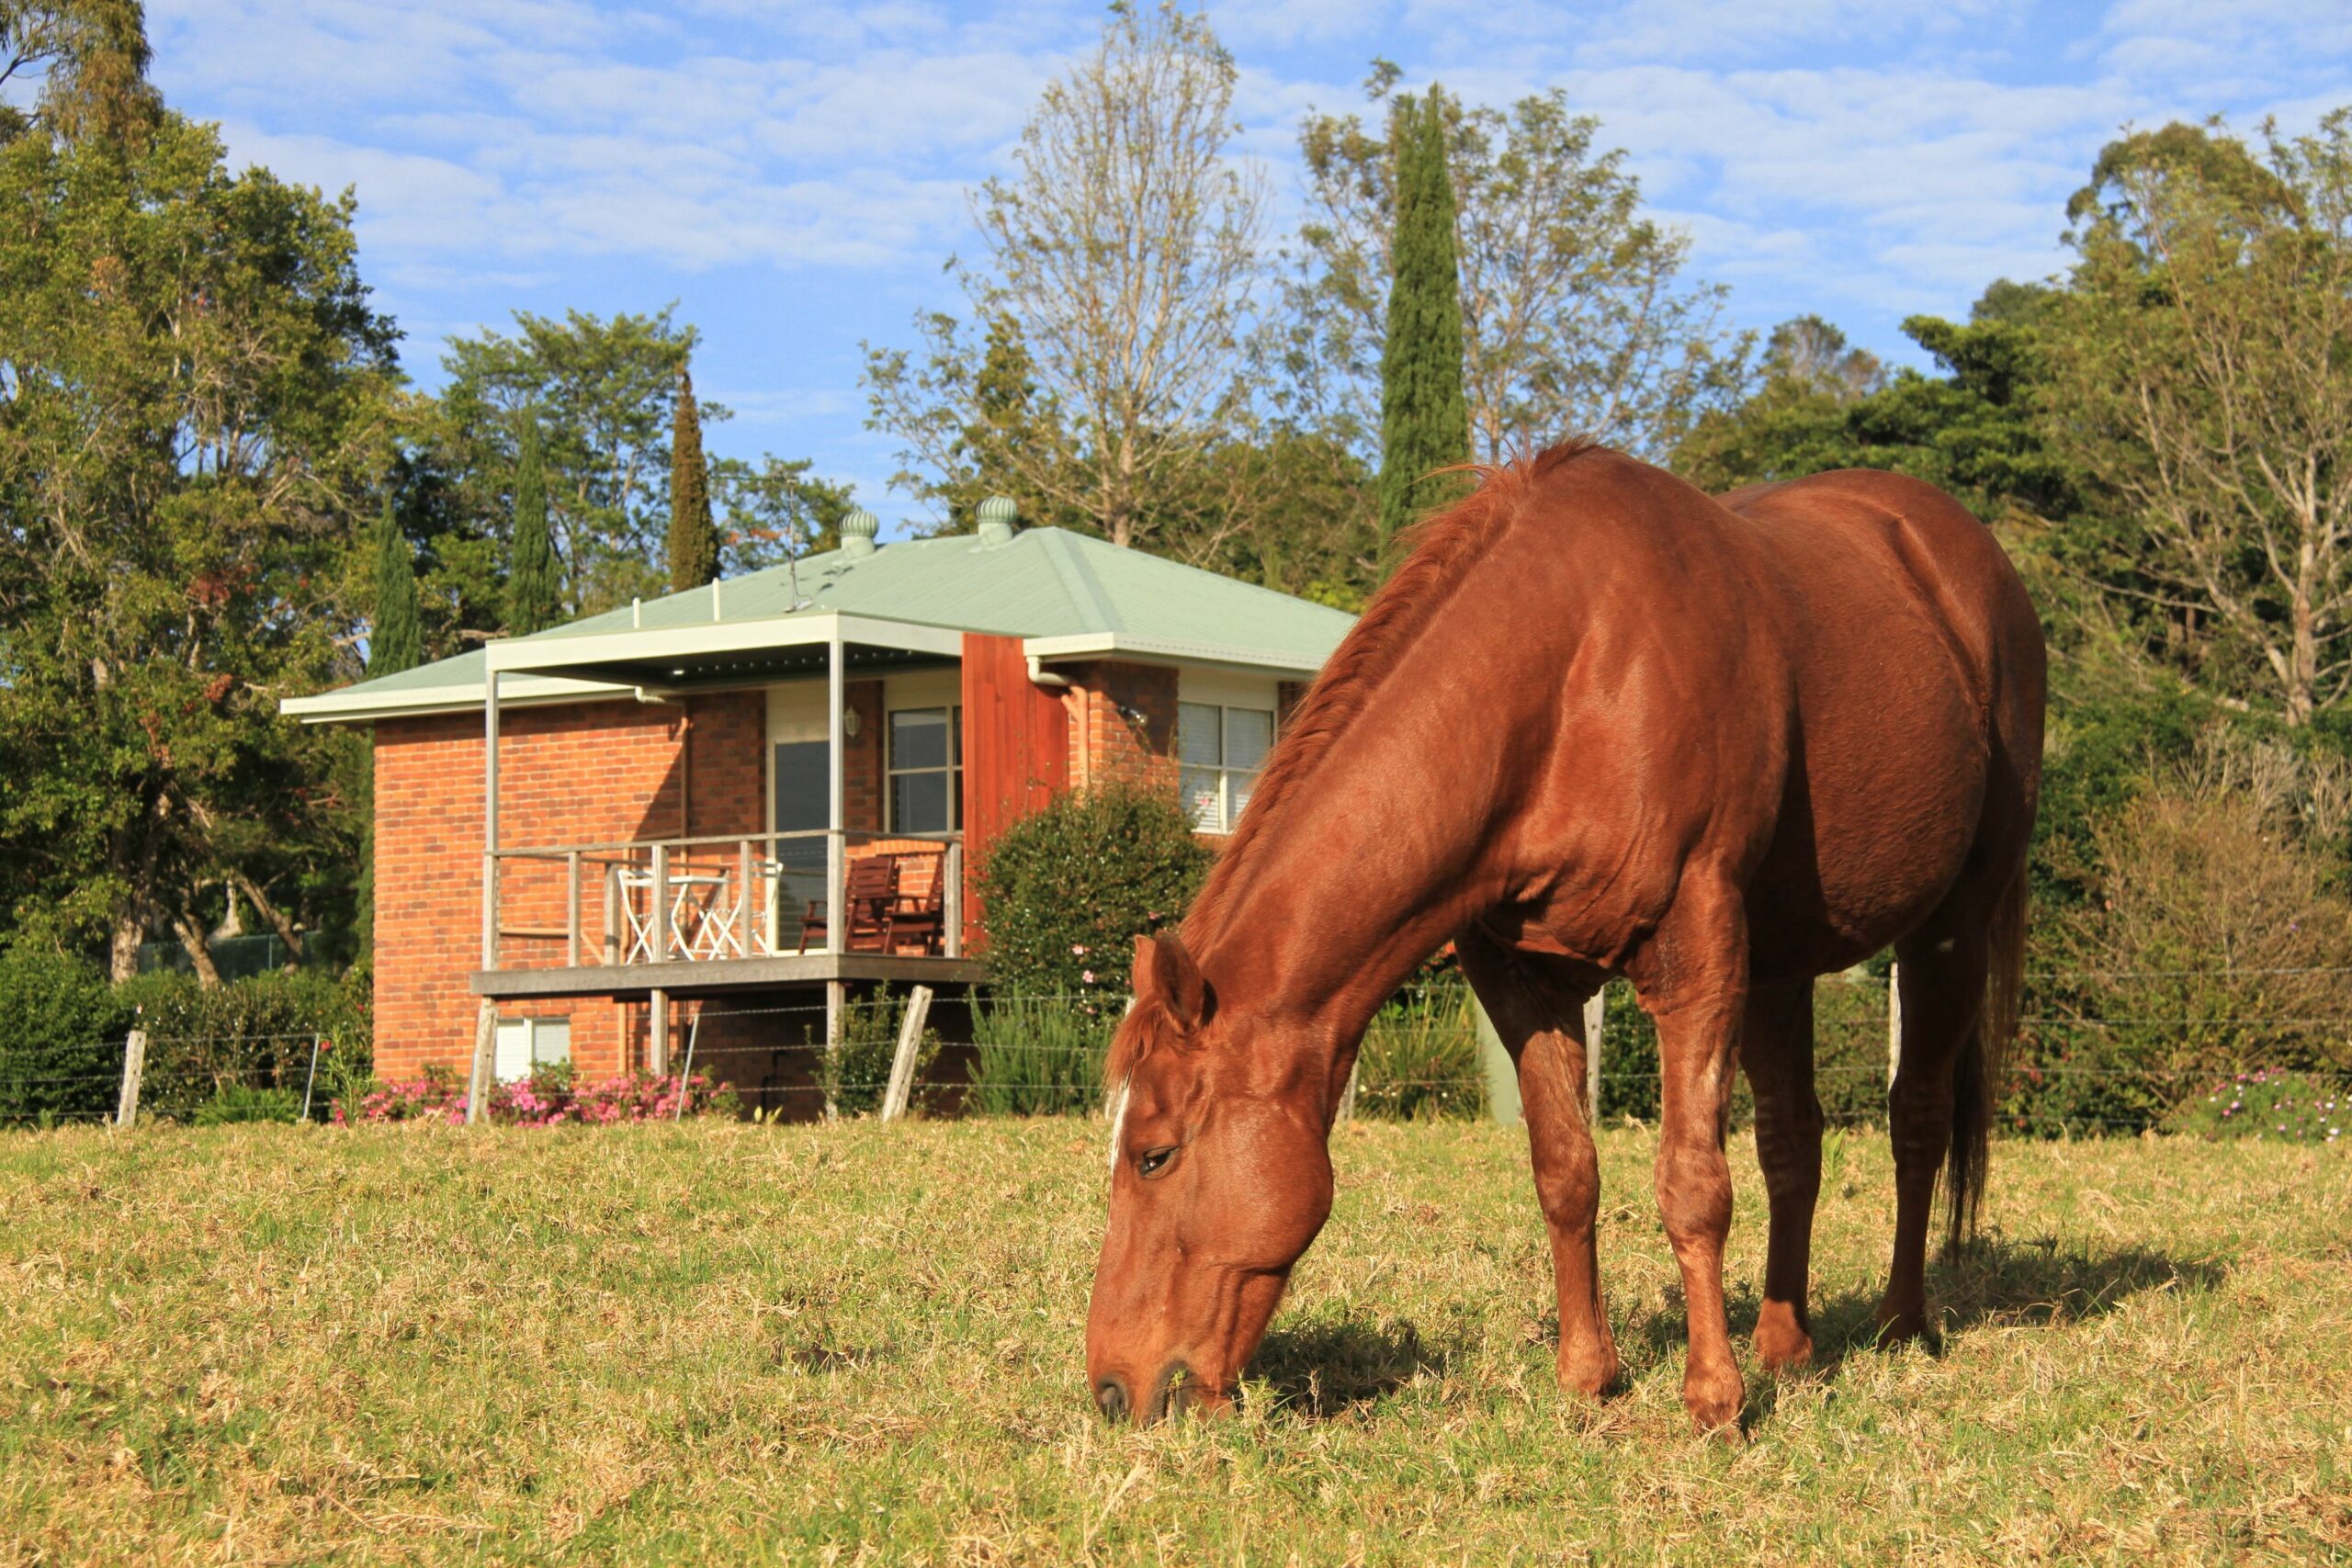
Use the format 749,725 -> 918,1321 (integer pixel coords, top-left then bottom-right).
2,1120 -> 2346,1565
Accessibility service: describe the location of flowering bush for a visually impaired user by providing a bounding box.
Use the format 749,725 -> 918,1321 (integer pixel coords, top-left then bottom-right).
2164,1068 -> 2343,1144
334,1063 -> 735,1126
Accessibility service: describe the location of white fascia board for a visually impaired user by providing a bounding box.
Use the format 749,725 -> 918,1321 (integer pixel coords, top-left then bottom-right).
1023,632 -> 1333,678
484,611 -> 963,675
278,673 -> 631,726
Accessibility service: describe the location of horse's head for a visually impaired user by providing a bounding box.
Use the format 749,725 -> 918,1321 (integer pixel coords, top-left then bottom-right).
1085,933 -> 1336,1423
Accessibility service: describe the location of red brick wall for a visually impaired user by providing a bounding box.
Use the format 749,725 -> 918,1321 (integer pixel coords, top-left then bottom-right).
843,679 -> 884,833
373,690 -> 765,1080
1064,660 -> 1179,791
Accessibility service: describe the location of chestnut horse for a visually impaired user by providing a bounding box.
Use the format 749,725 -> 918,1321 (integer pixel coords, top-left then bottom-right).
1087,441 -> 2043,1434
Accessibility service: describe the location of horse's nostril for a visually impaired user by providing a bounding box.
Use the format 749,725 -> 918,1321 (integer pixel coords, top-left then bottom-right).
1095,1378 -> 1131,1422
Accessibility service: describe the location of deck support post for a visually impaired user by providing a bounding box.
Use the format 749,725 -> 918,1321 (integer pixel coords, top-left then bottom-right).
566,851 -> 582,968
943,840 -> 963,959
481,668 -> 501,971
827,630 -> 845,959
650,987 -> 671,1077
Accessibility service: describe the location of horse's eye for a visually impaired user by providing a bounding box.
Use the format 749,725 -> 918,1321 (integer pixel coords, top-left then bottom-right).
1136,1146 -> 1176,1179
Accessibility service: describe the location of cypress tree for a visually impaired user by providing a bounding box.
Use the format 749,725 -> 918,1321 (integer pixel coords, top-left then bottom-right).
667,362 -> 719,591
368,492 -> 423,676
1376,89 -> 1470,560
506,417 -> 561,634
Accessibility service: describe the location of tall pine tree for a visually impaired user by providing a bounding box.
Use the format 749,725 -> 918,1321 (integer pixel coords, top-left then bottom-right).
1376,90 -> 1470,560
506,416 -> 562,633
369,493 -> 423,676
667,362 -> 718,591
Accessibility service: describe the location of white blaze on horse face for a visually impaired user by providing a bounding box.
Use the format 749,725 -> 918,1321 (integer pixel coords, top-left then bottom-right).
1105,1074 -> 1132,1171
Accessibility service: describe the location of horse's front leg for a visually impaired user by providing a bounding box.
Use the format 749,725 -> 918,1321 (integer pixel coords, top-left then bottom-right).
1641,887 -> 1749,1437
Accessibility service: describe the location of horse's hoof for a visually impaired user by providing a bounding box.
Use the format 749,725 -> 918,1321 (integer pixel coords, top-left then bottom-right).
1872,1303 -> 1929,1347
1557,1347 -> 1620,1399
1682,1367 -> 1745,1438
1753,1301 -> 1813,1371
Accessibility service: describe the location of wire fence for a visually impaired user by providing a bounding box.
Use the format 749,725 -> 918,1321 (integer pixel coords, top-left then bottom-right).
4,975 -> 2347,1141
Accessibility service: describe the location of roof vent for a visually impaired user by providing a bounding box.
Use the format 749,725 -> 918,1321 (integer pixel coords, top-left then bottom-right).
976,494 -> 1019,547
839,507 -> 879,559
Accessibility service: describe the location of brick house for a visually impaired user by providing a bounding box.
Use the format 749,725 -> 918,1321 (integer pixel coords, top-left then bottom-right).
282,501 -> 1352,1108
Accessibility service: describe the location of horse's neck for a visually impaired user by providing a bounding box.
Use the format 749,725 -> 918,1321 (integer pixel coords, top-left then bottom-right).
1188,694 -> 1502,1055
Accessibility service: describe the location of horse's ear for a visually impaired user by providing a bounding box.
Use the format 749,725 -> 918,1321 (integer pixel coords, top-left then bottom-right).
1134,933 -> 1212,1031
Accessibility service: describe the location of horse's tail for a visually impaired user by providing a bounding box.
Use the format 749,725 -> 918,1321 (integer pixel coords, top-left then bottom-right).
1945,863 -> 2027,1253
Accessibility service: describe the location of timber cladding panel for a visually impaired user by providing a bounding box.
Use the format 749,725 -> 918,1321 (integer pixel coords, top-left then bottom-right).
959,634 -> 1073,950
370,690 -> 764,1080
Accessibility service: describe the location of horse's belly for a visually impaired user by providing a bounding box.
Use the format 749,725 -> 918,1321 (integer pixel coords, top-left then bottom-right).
1747,674 -> 1986,978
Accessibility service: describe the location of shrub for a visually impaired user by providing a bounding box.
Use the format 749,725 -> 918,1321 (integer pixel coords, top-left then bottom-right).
2018,739 -> 2352,1134
968,993 -> 1112,1115
815,990 -> 941,1118
116,969 -> 370,1122
976,781 -> 1212,999
192,1084 -> 302,1126
1354,986 -> 1484,1120
2163,1068 -> 2345,1144
1594,975 -> 1889,1128
334,1064 -> 732,1126
0,943 -> 131,1125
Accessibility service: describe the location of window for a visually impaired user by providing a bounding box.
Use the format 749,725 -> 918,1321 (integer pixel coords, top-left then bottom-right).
493,1016 -> 571,1082
1179,701 -> 1273,833
888,705 -> 963,832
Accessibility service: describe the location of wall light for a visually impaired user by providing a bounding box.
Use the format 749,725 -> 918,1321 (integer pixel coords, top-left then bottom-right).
842,706 -> 863,739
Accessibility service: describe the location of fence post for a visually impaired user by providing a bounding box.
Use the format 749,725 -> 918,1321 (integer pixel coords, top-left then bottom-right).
1475,998 -> 1519,1124
673,1006 -> 704,1122
1583,988 -> 1609,1122
114,1028 -> 147,1130
300,1034 -> 322,1122
880,985 -> 935,1122
1338,1055 -> 1360,1122
1887,961 -> 1903,1087
466,1000 -> 496,1126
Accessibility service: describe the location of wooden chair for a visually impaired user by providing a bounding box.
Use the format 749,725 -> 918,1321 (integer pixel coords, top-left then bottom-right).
888,851 -> 949,955
798,855 -> 900,953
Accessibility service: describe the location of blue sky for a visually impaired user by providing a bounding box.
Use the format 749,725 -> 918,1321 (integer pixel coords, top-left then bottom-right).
145,0 -> 2348,527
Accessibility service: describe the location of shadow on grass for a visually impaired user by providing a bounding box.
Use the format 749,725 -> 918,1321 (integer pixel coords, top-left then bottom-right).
1248,1311 -> 1453,1420
1618,1233 -> 2229,1430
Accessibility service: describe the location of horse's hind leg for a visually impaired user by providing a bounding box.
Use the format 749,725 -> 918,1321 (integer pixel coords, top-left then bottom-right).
1456,933 -> 1620,1398
1877,915 -> 1991,1344
1742,978 -> 1821,1370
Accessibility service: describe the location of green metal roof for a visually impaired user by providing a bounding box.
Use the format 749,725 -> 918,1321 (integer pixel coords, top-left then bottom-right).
290,527 -> 1355,715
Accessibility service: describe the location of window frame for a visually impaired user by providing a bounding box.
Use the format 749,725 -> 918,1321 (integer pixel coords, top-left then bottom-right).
1178,699 -> 1275,834
885,703 -> 964,833
492,1015 -> 571,1082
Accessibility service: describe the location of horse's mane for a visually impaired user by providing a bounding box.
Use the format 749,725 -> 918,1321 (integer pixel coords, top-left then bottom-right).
1185,437 -> 1607,946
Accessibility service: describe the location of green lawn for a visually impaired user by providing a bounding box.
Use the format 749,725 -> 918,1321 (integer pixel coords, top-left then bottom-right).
1,1119 -> 2346,1564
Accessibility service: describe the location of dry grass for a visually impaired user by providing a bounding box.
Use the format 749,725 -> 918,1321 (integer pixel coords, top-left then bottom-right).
1,1120 -> 2346,1564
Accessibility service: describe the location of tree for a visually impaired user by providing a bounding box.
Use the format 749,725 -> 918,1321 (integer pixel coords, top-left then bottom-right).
505,415 -> 560,634
437,307 -> 718,615
2042,110 -> 2352,725
710,454 -> 855,571
368,493 -> 423,674
0,85 -> 396,976
1376,89 -> 1470,554
666,362 -> 718,591
0,0 -> 159,147
865,3 -> 1266,551
1295,75 -> 1744,463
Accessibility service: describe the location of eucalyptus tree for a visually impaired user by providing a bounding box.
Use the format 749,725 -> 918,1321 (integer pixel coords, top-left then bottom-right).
865,3 -> 1267,552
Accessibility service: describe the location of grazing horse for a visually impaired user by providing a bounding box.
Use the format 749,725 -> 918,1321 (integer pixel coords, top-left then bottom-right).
1086,441 -> 2044,1434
